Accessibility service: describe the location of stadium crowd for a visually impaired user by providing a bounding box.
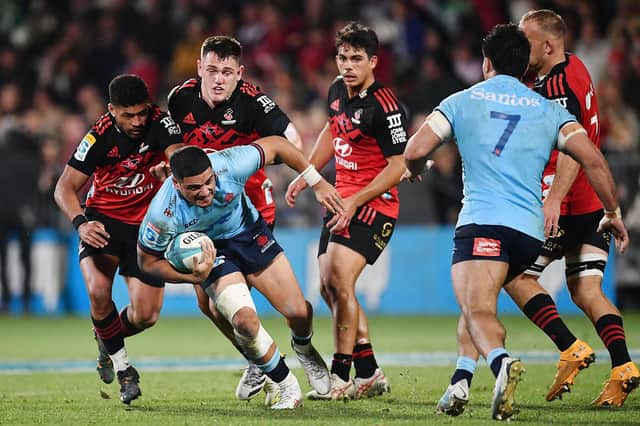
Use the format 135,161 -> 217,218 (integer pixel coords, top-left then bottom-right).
0,0 -> 640,284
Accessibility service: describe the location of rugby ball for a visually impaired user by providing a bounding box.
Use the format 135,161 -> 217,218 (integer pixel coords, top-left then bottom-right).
164,232 -> 213,273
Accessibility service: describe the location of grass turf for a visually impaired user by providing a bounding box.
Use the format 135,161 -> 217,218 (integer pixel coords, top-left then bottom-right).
0,314 -> 639,425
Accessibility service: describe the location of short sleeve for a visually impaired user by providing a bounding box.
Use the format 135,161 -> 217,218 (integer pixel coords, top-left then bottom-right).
154,113 -> 183,151
210,144 -> 264,185
137,189 -> 178,255
67,129 -> 106,175
371,100 -> 409,157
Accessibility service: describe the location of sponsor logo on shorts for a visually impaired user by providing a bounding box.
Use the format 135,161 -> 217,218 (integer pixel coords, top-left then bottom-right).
472,237 -> 501,257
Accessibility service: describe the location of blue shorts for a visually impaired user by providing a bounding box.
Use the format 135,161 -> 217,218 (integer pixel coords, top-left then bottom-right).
452,224 -> 542,282
202,219 -> 283,289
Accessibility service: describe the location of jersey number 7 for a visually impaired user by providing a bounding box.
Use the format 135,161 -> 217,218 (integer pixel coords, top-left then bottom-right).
490,111 -> 521,156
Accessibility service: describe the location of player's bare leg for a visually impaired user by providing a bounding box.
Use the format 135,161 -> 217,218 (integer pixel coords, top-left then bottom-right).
82,255 -> 140,404
437,315 -> 479,416
122,277 -> 164,334
193,284 -> 265,401
505,272 -> 594,401
452,260 -> 525,421
248,254 -> 330,396
206,272 -> 302,409
566,245 -> 640,407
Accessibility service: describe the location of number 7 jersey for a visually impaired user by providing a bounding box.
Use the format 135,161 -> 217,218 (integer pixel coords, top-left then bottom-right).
435,74 -> 576,240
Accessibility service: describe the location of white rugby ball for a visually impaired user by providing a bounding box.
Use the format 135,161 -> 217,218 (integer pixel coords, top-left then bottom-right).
164,231 -> 213,272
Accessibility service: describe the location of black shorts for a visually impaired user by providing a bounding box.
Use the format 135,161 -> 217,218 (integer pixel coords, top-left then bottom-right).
318,205 -> 396,265
539,210 -> 611,259
79,209 -> 165,287
452,224 -> 542,282
202,218 -> 283,289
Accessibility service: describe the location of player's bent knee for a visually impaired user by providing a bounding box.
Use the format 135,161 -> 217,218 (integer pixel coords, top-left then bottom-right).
234,324 -> 274,361
565,253 -> 607,281
231,307 -> 260,336
213,283 -> 257,325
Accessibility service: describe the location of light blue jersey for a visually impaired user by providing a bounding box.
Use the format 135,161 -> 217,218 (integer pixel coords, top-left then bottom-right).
138,145 -> 264,254
436,75 -> 576,240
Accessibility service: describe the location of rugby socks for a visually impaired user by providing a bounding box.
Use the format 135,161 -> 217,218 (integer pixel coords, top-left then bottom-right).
487,348 -> 509,378
595,314 -> 632,368
522,293 -> 576,351
451,356 -> 477,386
119,306 -> 144,338
258,349 -> 289,383
291,331 -> 313,354
92,302 -> 125,355
353,343 -> 378,378
331,353 -> 353,382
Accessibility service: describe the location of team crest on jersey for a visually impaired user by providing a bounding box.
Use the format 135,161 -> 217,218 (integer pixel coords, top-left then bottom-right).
223,192 -> 235,203
121,155 -> 141,170
352,108 -> 363,124
222,108 -> 236,125
74,133 -> 97,162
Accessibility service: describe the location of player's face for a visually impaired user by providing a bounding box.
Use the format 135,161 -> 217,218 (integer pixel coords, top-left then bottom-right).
336,44 -> 377,93
109,103 -> 150,139
198,52 -> 243,106
174,168 -> 215,208
519,20 -> 548,73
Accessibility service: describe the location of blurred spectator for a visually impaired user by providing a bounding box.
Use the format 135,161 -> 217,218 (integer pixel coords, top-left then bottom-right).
574,16 -> 610,82
0,127 -> 39,313
169,15 -> 207,86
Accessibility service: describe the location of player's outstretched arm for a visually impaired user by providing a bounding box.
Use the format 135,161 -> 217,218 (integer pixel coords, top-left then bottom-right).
286,121 -> 335,207
404,111 -> 449,179
54,165 -> 110,248
255,135 -> 344,214
559,122 -> 629,253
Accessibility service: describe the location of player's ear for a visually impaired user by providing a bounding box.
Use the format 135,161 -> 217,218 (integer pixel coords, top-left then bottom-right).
197,58 -> 203,78
237,64 -> 244,81
369,54 -> 378,70
107,103 -> 114,115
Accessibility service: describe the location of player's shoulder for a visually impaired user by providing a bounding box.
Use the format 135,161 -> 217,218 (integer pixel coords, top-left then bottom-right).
237,80 -> 263,98
369,81 -> 402,114
150,179 -> 179,213
168,78 -> 199,105
148,104 -> 167,121
89,112 -> 115,138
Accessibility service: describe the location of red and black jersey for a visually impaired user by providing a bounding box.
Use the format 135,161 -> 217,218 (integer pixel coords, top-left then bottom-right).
533,53 -> 601,215
67,105 -> 182,225
327,77 -> 408,218
168,78 -> 291,225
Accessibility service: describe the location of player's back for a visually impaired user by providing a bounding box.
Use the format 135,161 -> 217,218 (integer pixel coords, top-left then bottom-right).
437,75 -> 575,240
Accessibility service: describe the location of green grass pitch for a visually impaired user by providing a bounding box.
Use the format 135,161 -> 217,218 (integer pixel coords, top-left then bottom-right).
1,314 -> 639,425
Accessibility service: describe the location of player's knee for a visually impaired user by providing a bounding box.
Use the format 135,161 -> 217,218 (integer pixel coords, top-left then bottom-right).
234,324 -> 274,361
86,283 -> 112,310
231,307 -> 260,337
214,283 -> 258,334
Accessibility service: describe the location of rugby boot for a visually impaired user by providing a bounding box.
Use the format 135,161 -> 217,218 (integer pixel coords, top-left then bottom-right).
117,366 -> 141,405
546,339 -> 595,401
94,331 -> 115,384
263,377 -> 280,406
491,357 -> 525,421
307,373 -> 355,400
592,361 -> 640,407
291,340 -> 331,395
354,368 -> 390,398
235,362 -> 266,400
436,379 -> 469,416
270,372 -> 303,409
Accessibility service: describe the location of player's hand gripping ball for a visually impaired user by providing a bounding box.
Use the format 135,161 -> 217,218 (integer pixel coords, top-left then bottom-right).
164,232 -> 213,272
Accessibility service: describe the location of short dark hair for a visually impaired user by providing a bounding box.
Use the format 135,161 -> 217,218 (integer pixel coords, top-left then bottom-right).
170,146 -> 211,181
336,22 -> 378,57
482,23 -> 531,78
201,35 -> 242,60
108,74 -> 149,107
